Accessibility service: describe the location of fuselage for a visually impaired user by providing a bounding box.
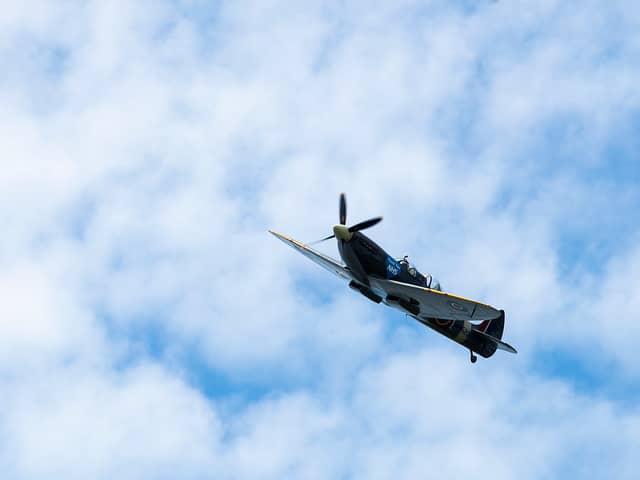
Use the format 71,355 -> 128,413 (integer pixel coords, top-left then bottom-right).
336,231 -> 439,290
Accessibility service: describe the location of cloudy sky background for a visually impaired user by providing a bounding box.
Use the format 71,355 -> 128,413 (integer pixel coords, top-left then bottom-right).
1,0 -> 639,478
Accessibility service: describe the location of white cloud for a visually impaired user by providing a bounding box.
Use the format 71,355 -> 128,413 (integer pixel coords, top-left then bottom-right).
1,364 -> 220,480
0,259 -> 106,372
0,0 -> 639,478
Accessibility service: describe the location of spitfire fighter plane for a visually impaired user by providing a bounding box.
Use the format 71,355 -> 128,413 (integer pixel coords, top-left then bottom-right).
269,193 -> 516,363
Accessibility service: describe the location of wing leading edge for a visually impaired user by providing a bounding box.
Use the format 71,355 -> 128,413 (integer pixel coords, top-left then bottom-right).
370,277 -> 501,322
269,230 -> 353,281
270,231 -> 502,322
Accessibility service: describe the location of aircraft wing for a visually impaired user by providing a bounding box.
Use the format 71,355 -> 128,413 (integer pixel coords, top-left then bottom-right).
370,278 -> 501,322
269,230 -> 353,281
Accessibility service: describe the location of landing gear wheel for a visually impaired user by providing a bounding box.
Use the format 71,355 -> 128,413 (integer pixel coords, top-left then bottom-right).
470,350 -> 477,364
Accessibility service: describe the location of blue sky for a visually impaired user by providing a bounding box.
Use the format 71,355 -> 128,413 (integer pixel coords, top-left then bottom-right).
1,1 -> 639,478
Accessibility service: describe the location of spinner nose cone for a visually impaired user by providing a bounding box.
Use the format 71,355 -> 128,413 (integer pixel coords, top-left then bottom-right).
332,224 -> 352,241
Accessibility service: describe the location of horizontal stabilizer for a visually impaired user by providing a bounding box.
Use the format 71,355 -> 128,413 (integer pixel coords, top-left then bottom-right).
473,328 -> 517,354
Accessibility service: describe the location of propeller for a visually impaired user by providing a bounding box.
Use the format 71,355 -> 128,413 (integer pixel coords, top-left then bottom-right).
348,216 -> 382,232
309,193 -> 382,244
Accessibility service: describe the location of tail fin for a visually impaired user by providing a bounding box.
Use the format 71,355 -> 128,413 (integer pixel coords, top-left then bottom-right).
469,310 -> 517,358
477,310 -> 505,340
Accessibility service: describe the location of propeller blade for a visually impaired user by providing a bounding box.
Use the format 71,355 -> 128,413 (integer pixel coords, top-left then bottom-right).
348,216 -> 383,233
339,193 -> 347,225
309,234 -> 335,245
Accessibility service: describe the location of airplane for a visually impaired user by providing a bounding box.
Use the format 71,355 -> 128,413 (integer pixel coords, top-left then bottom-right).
269,193 -> 517,363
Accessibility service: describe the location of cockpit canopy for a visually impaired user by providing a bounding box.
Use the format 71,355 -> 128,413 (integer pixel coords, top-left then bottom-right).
398,257 -> 441,291
425,274 -> 441,291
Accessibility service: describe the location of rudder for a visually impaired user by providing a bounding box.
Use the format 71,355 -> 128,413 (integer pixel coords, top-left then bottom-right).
469,310 -> 506,358
477,310 -> 505,340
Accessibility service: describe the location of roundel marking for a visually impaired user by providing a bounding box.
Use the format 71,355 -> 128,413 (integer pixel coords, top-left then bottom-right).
435,318 -> 453,328
448,301 -> 467,312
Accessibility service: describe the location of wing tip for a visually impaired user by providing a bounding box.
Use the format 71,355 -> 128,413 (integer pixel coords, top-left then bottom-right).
498,340 -> 518,354
269,229 -> 288,241
268,229 -> 308,249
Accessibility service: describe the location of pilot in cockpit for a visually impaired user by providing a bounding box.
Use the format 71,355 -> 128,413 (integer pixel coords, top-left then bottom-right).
398,255 -> 442,291
398,256 -> 416,277
398,256 -> 413,273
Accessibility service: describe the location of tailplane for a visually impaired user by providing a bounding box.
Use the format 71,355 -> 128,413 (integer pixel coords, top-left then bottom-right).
470,311 -> 517,357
